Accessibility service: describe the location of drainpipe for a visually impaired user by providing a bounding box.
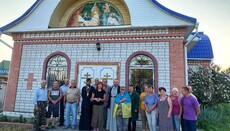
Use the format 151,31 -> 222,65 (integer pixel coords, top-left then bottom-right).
0,31 -> 13,49
185,22 -> 199,85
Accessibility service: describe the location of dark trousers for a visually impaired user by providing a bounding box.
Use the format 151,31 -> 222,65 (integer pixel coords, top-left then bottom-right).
103,107 -> 108,128
59,97 -> 65,125
181,113 -> 184,131
34,101 -> 47,131
183,119 -> 197,131
128,118 -> 136,131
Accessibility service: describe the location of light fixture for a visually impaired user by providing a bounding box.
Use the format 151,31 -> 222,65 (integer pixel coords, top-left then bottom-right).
96,42 -> 101,51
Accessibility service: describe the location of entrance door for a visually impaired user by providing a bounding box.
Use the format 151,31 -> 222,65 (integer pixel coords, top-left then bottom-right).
77,64 -> 119,90
129,55 -> 154,93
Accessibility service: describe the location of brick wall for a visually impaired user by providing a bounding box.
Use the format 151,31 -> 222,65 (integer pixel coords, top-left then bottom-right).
8,42 -> 170,113
169,40 -> 186,93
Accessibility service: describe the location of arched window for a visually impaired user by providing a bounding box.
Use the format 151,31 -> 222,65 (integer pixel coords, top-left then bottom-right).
126,51 -> 158,93
43,52 -> 70,88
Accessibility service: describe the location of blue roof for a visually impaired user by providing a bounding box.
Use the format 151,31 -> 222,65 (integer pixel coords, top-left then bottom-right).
152,0 -> 197,23
188,32 -> 214,59
0,0 -> 41,31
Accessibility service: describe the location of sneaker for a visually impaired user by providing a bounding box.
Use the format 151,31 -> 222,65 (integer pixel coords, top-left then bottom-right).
71,126 -> 76,130
51,126 -> 56,130
58,124 -> 63,127
63,126 -> 69,129
41,127 -> 49,131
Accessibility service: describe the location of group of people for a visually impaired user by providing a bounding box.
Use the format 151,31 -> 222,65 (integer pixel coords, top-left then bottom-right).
33,78 -> 200,131
33,79 -> 80,131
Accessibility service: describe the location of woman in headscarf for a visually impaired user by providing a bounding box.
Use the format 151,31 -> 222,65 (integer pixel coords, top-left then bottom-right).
113,86 -> 131,131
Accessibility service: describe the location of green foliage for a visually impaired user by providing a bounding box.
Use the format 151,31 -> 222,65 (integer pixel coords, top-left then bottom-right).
0,115 -> 26,123
197,104 -> 230,131
197,106 -> 223,130
188,64 -> 230,130
0,115 -> 8,122
188,63 -> 230,106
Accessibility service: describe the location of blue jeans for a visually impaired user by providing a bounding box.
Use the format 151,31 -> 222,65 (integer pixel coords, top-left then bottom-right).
116,115 -> 128,131
173,115 -> 181,131
145,110 -> 157,131
64,102 -> 77,127
183,119 -> 197,131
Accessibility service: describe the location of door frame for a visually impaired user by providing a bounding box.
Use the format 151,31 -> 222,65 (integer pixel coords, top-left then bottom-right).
75,62 -> 120,86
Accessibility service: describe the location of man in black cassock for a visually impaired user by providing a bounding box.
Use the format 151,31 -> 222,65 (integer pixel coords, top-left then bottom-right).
79,78 -> 95,130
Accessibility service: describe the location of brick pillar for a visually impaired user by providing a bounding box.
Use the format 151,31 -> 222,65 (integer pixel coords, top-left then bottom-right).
4,43 -> 22,111
169,40 -> 186,93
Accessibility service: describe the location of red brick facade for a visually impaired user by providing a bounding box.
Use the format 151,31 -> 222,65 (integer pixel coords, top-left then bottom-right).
188,60 -> 211,68
169,40 -> 186,93
4,43 -> 22,111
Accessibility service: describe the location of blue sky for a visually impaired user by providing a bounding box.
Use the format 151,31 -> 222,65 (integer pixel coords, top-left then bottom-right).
0,0 -> 230,68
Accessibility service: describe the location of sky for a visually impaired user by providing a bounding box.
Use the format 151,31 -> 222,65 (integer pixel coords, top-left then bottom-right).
0,0 -> 230,68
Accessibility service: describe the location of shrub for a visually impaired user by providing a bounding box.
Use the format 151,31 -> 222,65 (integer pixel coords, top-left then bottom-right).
197,106 -> 224,130
188,64 -> 230,107
0,115 -> 8,122
197,104 -> 230,130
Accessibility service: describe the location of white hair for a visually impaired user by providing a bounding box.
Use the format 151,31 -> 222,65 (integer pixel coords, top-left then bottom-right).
171,87 -> 178,93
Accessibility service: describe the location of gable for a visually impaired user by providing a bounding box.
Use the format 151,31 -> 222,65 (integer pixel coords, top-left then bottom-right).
1,0 -> 196,34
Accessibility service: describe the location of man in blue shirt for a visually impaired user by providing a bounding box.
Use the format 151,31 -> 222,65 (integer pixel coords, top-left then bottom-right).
59,79 -> 70,126
33,80 -> 48,131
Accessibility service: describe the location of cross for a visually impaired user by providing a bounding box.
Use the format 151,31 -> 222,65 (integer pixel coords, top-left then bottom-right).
103,73 -> 113,80
24,73 -> 37,90
81,72 -> 92,80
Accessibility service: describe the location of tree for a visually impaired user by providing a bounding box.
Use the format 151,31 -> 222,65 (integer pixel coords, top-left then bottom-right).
188,63 -> 230,107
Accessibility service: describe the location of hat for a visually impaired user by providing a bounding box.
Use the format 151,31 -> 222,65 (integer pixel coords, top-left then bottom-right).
120,86 -> 125,90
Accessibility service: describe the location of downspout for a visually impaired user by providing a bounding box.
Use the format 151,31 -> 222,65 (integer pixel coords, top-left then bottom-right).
0,31 -> 13,49
185,22 -> 199,85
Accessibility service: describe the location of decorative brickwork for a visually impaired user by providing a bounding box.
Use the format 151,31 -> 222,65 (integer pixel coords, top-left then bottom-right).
4,43 -> 22,111
169,40 -> 186,93
24,73 -> 36,90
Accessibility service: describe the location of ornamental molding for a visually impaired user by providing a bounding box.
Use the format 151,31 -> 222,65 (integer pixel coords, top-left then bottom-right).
13,28 -> 186,43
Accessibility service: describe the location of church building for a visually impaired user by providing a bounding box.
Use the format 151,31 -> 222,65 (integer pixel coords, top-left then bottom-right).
0,0 -> 213,117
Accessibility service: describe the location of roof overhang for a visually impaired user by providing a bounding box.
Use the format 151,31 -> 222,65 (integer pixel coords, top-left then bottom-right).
186,34 -> 200,52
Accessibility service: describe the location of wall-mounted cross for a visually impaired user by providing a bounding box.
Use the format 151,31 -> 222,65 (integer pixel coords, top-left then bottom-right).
103,73 -> 113,80
24,73 -> 37,90
81,72 -> 92,80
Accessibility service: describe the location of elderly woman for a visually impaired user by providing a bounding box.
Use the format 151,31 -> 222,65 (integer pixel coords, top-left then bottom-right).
157,87 -> 174,131
113,86 -> 131,131
170,88 -> 182,131
139,86 -> 149,131
144,86 -> 158,131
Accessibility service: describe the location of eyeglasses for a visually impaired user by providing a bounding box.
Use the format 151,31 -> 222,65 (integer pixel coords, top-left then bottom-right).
120,89 -> 125,90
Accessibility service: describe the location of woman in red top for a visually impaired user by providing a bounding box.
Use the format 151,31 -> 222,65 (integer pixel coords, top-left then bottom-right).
170,88 -> 182,131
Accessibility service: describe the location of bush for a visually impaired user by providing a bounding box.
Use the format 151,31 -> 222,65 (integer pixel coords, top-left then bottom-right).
197,104 -> 230,130
0,115 -> 8,122
188,64 -> 230,107
0,115 -> 27,123
198,106 -> 223,130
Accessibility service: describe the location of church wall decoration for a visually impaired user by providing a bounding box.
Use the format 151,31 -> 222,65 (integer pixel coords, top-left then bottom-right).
67,1 -> 124,27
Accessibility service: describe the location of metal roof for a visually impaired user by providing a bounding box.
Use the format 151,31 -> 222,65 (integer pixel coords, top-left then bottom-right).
151,0 -> 197,23
188,32 -> 214,59
0,0 -> 41,31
